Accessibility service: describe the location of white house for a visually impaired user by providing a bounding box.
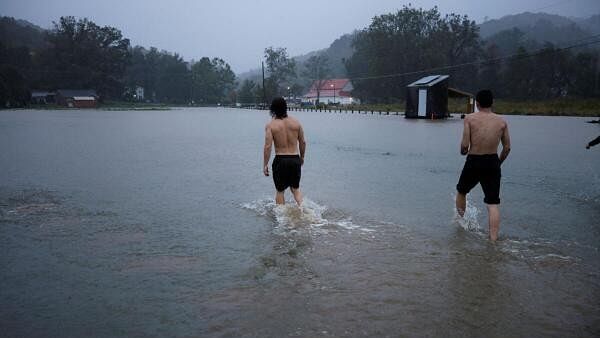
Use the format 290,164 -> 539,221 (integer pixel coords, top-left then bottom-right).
302,78 -> 360,105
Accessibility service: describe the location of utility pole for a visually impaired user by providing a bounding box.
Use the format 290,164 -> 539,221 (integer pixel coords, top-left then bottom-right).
262,61 -> 266,108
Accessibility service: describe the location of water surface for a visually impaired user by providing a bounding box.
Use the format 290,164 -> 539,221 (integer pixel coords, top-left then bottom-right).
1,108 -> 599,337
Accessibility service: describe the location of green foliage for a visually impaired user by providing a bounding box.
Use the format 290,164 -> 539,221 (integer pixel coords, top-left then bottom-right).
0,16 -> 46,50
0,15 -> 238,107
264,47 -> 296,98
0,64 -> 30,107
345,5 -> 481,103
238,79 -> 257,104
191,57 -> 236,104
39,16 -> 131,99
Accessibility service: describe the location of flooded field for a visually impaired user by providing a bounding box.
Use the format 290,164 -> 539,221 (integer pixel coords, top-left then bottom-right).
1,108 -> 599,337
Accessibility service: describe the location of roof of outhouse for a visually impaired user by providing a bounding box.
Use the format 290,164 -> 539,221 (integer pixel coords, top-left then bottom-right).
407,75 -> 449,87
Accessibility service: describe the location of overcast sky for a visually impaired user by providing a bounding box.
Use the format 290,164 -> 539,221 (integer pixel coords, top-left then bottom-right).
1,0 -> 599,73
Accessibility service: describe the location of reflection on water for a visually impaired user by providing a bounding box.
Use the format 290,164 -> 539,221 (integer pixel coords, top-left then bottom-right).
0,108 -> 599,337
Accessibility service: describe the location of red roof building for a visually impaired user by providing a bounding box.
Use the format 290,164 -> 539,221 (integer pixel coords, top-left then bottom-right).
302,78 -> 360,105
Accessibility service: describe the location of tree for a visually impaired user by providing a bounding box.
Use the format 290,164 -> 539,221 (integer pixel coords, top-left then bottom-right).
503,47 -> 534,99
477,43 -> 503,96
0,64 -> 30,107
264,47 -> 296,98
191,57 -> 235,104
302,54 -> 330,104
529,43 -> 570,99
345,6 -> 480,103
41,16 -> 130,99
238,79 -> 257,104
570,51 -> 599,97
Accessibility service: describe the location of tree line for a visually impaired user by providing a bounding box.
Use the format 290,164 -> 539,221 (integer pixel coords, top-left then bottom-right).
1,7 -> 599,108
0,16 -> 236,107
238,6 -> 600,106
346,6 -> 600,103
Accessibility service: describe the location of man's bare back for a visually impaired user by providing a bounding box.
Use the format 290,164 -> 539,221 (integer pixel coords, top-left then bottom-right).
461,110 -> 511,162
267,116 -> 305,156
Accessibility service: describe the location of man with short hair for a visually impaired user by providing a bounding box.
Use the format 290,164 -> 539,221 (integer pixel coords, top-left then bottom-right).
456,90 -> 511,241
263,97 -> 306,206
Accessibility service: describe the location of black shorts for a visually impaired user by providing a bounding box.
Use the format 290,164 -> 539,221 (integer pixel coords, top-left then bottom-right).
272,155 -> 301,192
456,154 -> 501,204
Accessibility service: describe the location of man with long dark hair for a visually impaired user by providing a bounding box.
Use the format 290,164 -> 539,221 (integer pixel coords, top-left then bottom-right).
456,90 -> 511,241
263,97 -> 306,205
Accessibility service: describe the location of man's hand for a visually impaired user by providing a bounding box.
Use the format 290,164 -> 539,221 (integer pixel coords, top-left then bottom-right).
263,165 -> 269,176
300,157 -> 304,166
586,144 -> 591,149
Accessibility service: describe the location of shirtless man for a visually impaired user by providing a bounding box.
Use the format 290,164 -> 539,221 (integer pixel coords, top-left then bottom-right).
263,97 -> 306,206
456,90 -> 511,241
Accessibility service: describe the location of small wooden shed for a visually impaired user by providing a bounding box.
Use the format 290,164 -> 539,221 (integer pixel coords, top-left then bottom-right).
56,89 -> 98,108
405,75 -> 449,119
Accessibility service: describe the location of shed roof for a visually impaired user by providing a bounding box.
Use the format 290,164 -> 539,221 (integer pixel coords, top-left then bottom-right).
57,89 -> 98,98
448,87 -> 473,98
407,75 -> 449,87
31,91 -> 55,97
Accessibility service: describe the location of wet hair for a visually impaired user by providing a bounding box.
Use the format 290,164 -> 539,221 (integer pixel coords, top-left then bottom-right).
270,97 -> 288,119
476,90 -> 493,108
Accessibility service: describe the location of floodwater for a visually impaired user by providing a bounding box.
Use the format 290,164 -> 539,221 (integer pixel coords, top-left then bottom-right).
0,108 -> 599,337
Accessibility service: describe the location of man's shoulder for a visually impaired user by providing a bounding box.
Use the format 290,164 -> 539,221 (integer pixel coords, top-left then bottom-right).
492,113 -> 508,126
286,114 -> 299,122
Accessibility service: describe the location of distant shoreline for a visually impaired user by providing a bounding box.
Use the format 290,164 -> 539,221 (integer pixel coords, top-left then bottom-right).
11,98 -> 600,117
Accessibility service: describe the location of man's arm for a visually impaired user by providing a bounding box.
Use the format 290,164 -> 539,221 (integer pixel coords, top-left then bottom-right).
460,117 -> 470,155
499,122 -> 511,164
587,135 -> 600,149
298,124 -> 306,165
263,123 -> 273,176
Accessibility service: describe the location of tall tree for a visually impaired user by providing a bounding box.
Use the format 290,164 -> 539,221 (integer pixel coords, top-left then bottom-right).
264,47 -> 296,99
41,16 -> 131,99
191,57 -> 235,104
503,47 -> 534,99
570,51 -> 599,97
238,79 -> 257,104
345,6 -> 480,103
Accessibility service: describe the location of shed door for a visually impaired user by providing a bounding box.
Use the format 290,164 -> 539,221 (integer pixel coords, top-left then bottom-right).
418,89 -> 427,117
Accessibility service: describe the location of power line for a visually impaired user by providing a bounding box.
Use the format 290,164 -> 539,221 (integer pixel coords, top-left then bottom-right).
348,35 -> 600,82
529,0 -> 576,12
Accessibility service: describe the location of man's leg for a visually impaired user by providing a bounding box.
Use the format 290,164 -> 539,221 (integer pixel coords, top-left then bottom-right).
290,187 -> 303,206
275,190 -> 285,205
487,204 -> 500,241
456,192 -> 467,217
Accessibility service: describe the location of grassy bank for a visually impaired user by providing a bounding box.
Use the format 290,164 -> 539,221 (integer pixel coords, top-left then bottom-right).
319,98 -> 600,117
491,99 -> 600,117
99,101 -> 171,111
25,102 -> 171,111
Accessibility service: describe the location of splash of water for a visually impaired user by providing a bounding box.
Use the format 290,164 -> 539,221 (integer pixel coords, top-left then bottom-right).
451,193 -> 481,233
242,197 -> 373,234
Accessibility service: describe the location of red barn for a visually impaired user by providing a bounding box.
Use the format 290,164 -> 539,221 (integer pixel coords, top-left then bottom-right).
56,89 -> 99,108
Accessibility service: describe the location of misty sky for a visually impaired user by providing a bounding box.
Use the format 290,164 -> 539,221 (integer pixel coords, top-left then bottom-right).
1,0 -> 599,73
